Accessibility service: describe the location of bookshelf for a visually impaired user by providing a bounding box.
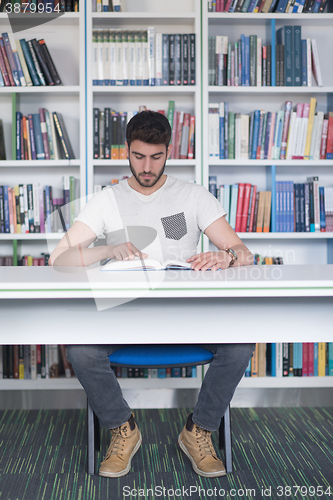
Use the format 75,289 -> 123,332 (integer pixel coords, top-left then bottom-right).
201,5 -> 333,266
0,10 -> 85,262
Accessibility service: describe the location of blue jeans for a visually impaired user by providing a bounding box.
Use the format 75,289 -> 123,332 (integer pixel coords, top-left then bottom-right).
67,343 -> 255,432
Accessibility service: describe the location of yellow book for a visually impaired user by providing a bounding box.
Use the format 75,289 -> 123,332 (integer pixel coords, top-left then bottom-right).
256,191 -> 266,232
318,342 -> 326,376
27,255 -> 33,266
263,190 -> 272,232
304,97 -> 316,160
258,343 -> 266,377
251,343 -> 259,377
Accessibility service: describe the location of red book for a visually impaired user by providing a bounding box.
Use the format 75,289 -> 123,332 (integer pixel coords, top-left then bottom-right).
188,115 -> 195,159
0,37 -> 15,86
235,183 -> 245,233
0,38 -> 11,86
224,0 -> 233,11
180,112 -> 191,159
325,112 -> 333,159
280,101 -> 292,160
39,108 -> 51,160
240,183 -> 252,233
248,185 -> 257,232
174,111 -> 184,160
308,342 -> 314,376
302,342 -> 309,376
292,103 -> 305,160
320,119 -> 328,159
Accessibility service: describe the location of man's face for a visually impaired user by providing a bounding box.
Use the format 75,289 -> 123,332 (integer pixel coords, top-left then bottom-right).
126,140 -> 172,189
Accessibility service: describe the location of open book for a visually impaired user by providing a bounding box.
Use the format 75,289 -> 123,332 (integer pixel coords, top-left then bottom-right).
101,257 -> 192,271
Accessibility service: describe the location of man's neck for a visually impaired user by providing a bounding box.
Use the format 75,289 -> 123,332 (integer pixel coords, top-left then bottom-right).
127,174 -> 168,195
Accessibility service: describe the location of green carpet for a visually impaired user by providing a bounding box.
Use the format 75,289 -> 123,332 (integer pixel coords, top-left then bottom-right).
0,408 -> 332,500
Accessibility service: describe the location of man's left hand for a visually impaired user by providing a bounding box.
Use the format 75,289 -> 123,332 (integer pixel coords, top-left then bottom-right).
186,251 -> 231,271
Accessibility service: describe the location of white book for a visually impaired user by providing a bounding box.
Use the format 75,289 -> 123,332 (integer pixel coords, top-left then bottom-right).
128,31 -> 136,85
15,39 -> 31,86
292,104 -> 304,158
223,184 -> 230,223
307,176 -> 320,231
48,345 -> 59,378
147,26 -> 155,86
135,31 -> 143,85
306,38 -> 312,87
92,31 -> 99,85
219,185 -> 224,205
235,113 -> 241,160
23,184 -> 29,233
276,343 -> 283,377
240,114 -> 249,159
229,184 -> 238,230
50,113 -> 59,160
311,39 -> 323,87
101,256 -> 193,271
115,30 -> 123,85
208,103 -> 219,158
102,0 -> 108,10
33,183 -> 40,230
298,103 -> 310,158
122,32 -> 129,85
155,32 -> 162,86
256,38 -> 262,87
286,111 -> 296,160
313,111 -> 324,161
109,31 -> 116,85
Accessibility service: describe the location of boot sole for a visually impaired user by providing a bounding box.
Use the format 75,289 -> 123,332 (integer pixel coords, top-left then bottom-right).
178,434 -> 226,478
99,432 -> 142,478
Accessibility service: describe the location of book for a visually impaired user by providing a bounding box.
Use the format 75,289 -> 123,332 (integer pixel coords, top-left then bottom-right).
101,257 -> 193,271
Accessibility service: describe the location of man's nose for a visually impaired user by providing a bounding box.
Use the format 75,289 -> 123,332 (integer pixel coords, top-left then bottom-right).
142,158 -> 152,172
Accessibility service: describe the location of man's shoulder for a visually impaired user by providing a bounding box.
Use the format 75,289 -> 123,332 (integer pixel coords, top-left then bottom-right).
167,176 -> 209,195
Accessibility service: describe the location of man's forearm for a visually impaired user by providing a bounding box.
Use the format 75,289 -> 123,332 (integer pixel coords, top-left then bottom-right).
228,243 -> 254,267
50,244 -> 111,267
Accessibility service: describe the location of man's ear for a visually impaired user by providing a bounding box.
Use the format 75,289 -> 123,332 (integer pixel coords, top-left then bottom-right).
125,141 -> 130,159
167,143 -> 173,159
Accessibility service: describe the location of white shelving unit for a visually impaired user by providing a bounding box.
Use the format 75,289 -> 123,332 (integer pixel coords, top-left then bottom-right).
201,5 -> 333,267
86,0 -> 201,193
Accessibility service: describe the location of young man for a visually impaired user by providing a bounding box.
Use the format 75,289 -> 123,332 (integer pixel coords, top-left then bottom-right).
49,111 -> 254,478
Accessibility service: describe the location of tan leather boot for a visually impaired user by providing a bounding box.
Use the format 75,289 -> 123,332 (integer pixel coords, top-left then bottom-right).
178,413 -> 226,477
99,414 -> 142,478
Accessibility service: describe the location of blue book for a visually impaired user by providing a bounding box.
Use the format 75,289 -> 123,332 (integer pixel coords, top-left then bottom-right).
247,0 -> 258,12
301,39 -> 307,86
276,0 -> 289,11
248,112 -> 254,159
294,183 -> 301,232
0,67 -> 4,86
297,0 -> 306,10
313,0 -> 322,12
244,36 -> 250,86
3,185 -> 10,233
229,184 -> 239,230
313,343 -> 318,376
224,102 -> 229,159
19,39 -> 40,86
276,27 -> 293,86
16,111 -> 23,160
171,367 -> 181,377
244,359 -> 251,377
251,110 -> 260,160
293,26 -> 302,86
285,181 -> 290,232
275,181 -> 281,232
162,34 -> 169,86
223,184 -> 231,223
44,185 -> 51,233
299,183 -> 305,232
219,102 -> 225,159
319,187 -> 326,231
158,368 -> 166,378
32,114 -> 45,160
209,176 -> 217,198
241,35 -> 246,86
328,343 -> 333,376
263,112 -> 272,159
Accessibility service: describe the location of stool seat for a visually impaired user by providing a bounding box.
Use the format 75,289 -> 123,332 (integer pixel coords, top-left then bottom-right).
109,345 -> 214,368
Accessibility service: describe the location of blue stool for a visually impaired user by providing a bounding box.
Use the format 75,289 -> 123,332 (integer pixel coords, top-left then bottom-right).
87,345 -> 233,475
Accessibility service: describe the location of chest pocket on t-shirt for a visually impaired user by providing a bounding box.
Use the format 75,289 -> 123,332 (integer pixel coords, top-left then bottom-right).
161,212 -> 187,240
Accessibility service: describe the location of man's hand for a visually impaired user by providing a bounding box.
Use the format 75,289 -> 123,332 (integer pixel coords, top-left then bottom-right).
109,242 -> 148,261
186,251 -> 231,271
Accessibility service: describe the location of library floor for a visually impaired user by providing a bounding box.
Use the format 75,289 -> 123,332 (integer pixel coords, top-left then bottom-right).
0,407 -> 332,500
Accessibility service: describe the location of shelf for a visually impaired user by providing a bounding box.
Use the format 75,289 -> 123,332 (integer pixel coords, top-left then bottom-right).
92,86 -> 197,94
93,159 -> 197,167
92,12 -> 196,27
238,376 -> 333,388
209,86 -> 333,94
236,232 -> 333,239
208,13 -> 333,25
208,159 -> 333,166
0,160 -> 81,167
0,376 -> 201,390
0,233 -> 64,240
0,86 -> 81,94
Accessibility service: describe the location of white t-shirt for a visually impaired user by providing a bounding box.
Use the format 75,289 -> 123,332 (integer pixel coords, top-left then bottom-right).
75,176 -> 226,263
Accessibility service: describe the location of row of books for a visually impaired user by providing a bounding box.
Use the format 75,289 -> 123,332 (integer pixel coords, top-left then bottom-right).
1,0 -> 79,13
93,103 -> 195,161
92,29 -> 196,87
0,345 -> 74,380
111,366 -> 198,379
15,108 -> 75,161
0,254 -> 50,267
209,178 -> 333,232
209,30 -> 322,87
208,0 -> 329,12
0,177 -> 79,234
94,177 -> 128,192
92,0 -> 124,11
208,100 -> 333,161
246,342 -> 333,377
0,33 -> 62,87
253,254 -> 283,264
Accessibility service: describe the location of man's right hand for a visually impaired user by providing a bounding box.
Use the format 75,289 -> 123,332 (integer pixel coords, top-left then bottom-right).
109,242 -> 148,261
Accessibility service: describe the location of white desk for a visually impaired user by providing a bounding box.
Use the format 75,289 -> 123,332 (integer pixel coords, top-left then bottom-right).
0,264 -> 332,345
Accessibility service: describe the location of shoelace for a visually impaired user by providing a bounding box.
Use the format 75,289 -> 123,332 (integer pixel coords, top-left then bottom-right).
195,426 -> 217,458
104,424 -> 128,459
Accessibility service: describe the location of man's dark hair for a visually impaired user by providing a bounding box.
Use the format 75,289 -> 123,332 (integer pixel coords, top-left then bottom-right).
126,110 -> 172,148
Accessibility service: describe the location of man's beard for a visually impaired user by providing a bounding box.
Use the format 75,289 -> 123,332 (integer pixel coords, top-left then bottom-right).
129,160 -> 166,188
